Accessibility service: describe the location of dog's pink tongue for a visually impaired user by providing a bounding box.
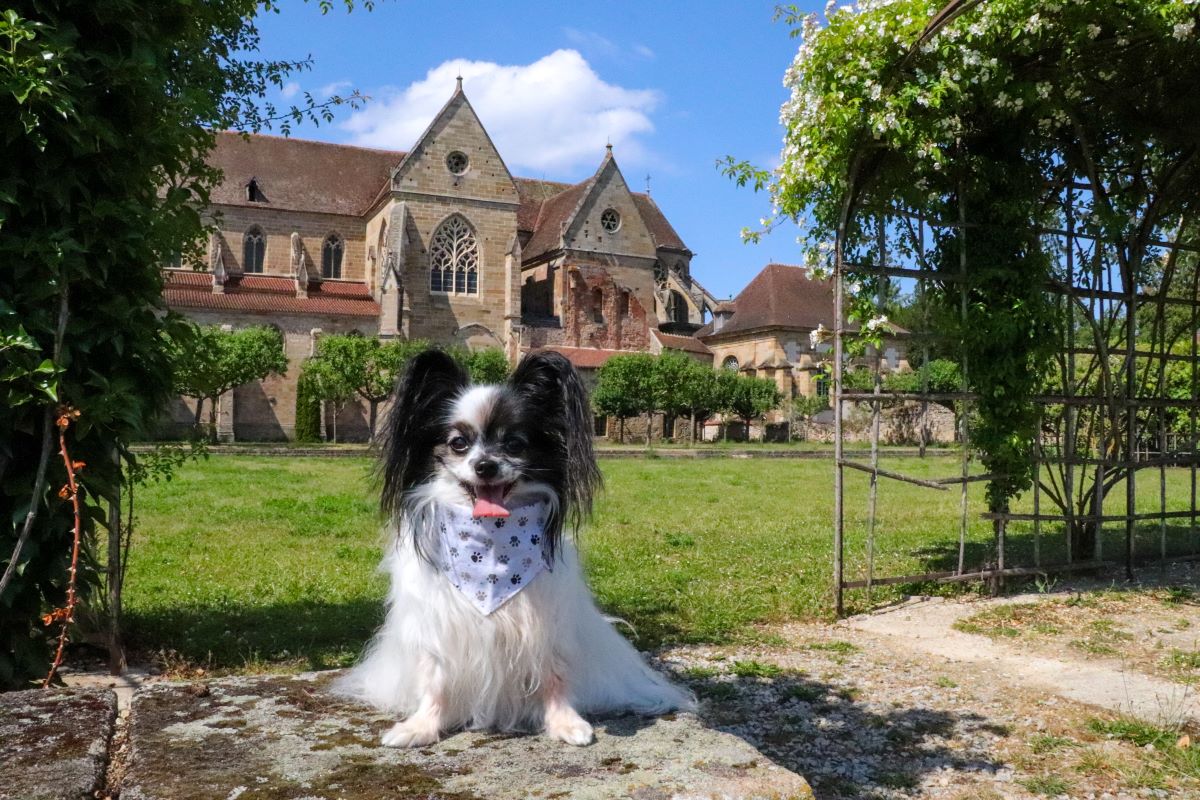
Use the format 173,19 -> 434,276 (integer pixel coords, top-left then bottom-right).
472,485 -> 510,518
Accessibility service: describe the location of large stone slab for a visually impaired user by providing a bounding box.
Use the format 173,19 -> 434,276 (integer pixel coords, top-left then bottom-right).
0,688 -> 116,800
121,672 -> 811,800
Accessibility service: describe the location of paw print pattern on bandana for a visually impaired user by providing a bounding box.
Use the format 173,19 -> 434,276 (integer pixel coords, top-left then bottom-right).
436,500 -> 551,615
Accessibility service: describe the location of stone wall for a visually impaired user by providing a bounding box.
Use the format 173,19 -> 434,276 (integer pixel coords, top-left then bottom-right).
208,206 -> 367,281
163,308 -> 377,442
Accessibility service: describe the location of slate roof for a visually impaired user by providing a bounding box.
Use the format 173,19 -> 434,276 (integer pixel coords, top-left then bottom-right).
697,264 -> 835,339
164,270 -> 381,317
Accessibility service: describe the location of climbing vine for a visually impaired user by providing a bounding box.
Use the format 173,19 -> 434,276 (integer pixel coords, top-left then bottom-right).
725,0 -> 1200,513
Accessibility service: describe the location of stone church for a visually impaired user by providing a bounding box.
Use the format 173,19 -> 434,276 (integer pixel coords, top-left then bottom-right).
164,80 -> 718,440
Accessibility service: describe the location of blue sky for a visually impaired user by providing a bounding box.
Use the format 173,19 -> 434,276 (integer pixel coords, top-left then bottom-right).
252,1 -> 821,300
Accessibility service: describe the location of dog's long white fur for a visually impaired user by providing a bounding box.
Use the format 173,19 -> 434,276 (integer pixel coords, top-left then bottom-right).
335,481 -> 695,733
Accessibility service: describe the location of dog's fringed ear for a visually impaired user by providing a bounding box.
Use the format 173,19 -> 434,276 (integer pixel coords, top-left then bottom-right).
380,348 -> 469,518
509,351 -> 602,553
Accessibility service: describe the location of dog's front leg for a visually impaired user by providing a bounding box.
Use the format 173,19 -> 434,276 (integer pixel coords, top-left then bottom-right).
381,654 -> 445,748
542,670 -> 594,746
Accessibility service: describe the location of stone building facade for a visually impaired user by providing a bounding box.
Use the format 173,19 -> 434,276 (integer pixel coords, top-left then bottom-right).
698,263 -> 915,434
163,81 -> 717,441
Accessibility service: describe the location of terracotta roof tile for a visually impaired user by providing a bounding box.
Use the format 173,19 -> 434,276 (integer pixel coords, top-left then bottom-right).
532,346 -> 634,370
699,264 -> 834,339
653,330 -> 712,356
207,131 -> 403,216
163,270 -> 380,318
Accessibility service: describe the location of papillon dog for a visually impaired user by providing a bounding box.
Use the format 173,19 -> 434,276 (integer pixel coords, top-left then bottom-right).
336,349 -> 694,747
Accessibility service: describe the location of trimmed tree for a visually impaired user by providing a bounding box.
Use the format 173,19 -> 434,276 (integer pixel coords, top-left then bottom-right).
652,350 -> 695,441
299,355 -> 355,443
676,360 -> 719,444
447,345 -> 512,385
311,335 -> 431,440
593,353 -> 658,445
726,376 -> 783,442
172,324 -> 288,441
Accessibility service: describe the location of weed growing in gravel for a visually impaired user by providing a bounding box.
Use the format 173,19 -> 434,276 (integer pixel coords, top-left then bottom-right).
1019,774 -> 1073,796
1028,733 -> 1075,754
804,640 -> 860,654
731,660 -> 783,679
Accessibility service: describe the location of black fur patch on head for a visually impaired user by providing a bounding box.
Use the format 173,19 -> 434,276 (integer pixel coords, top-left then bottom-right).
379,349 -> 469,519
508,351 -> 602,559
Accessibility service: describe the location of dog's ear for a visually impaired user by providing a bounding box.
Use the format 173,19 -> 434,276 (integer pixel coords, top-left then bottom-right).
509,351 -> 602,552
380,348 -> 469,517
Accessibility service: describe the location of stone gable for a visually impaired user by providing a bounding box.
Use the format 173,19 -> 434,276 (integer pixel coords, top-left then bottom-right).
564,154 -> 658,262
389,90 -> 519,206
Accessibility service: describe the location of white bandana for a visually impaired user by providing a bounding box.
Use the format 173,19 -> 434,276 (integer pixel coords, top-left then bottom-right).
434,501 -> 552,615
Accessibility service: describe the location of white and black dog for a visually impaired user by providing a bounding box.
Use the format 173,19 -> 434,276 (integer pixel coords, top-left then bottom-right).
337,349 -> 693,747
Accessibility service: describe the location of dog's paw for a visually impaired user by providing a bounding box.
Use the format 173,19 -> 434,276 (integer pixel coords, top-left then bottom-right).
381,718 -> 440,748
544,708 -> 594,746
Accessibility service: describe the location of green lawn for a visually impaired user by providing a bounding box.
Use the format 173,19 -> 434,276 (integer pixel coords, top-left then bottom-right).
122,454 -> 1199,674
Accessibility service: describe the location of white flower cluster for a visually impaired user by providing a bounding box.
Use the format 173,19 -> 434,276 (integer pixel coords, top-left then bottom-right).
1174,20 -> 1196,39
865,314 -> 890,332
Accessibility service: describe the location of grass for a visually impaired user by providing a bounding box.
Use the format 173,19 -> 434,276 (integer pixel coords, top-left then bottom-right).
121,454 -> 1199,673
1087,716 -> 1200,787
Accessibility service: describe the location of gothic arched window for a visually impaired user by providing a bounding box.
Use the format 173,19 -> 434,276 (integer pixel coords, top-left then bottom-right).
429,215 -> 479,295
722,355 -> 739,371
322,234 -> 344,279
243,227 -> 265,273
669,290 -> 689,324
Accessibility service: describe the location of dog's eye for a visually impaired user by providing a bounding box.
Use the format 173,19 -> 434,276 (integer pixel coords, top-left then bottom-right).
448,435 -> 470,454
503,437 -> 526,456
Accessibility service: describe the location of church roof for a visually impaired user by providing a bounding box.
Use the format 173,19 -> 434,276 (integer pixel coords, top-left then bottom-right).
697,263 -> 835,339
164,270 -> 381,317
205,132 -> 689,262
652,330 -> 712,356
207,131 -> 404,216
531,345 -> 634,370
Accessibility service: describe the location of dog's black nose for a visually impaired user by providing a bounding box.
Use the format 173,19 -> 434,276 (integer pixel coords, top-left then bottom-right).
474,459 -> 499,479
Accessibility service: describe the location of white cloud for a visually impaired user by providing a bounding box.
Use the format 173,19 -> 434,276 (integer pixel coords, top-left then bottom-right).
342,50 -> 661,175
563,27 -> 617,56
632,44 -> 656,60
319,80 -> 352,98
280,81 -> 301,100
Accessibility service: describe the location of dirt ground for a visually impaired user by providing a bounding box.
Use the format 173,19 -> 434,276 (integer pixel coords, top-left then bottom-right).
656,562 -> 1200,800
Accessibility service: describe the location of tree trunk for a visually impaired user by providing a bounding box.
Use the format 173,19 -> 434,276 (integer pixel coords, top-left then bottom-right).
368,400 -> 378,442
1071,520 -> 1097,561
690,411 -> 697,445
644,411 -> 652,447
331,402 -> 339,444
207,395 -> 219,443
619,417 -> 625,443
193,397 -> 204,428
